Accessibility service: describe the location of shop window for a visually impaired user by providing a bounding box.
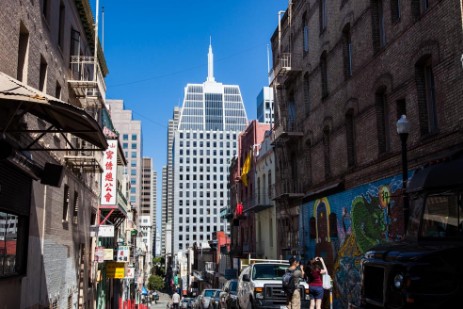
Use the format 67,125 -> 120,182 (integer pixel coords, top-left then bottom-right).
0,211 -> 27,277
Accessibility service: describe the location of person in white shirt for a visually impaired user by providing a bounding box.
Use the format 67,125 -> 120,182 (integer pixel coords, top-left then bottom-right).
172,291 -> 181,309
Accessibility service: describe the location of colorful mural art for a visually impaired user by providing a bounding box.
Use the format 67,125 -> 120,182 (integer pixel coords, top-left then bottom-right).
302,174 -> 409,308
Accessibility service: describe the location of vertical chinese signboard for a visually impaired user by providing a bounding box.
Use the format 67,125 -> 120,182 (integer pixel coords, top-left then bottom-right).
117,245 -> 130,262
101,139 -> 118,205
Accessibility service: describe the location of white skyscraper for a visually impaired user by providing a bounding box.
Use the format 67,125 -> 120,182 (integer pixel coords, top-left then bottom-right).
170,43 -> 248,253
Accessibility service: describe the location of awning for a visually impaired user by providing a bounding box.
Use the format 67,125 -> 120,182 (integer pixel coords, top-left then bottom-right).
0,72 -> 107,150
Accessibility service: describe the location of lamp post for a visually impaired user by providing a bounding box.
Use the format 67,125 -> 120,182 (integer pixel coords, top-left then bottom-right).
396,115 -> 410,232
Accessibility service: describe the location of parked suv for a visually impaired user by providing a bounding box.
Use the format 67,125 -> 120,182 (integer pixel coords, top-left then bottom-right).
360,156 -> 463,308
237,259 -> 310,309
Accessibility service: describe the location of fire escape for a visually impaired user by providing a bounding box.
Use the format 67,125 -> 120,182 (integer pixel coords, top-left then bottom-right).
269,2 -> 305,256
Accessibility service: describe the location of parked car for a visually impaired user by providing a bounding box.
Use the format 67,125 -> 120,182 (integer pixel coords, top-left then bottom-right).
360,156 -> 463,308
195,289 -> 222,309
181,297 -> 193,309
237,259 -> 310,309
219,279 -> 238,309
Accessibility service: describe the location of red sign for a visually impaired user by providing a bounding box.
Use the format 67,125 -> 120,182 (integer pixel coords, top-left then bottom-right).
101,140 -> 118,205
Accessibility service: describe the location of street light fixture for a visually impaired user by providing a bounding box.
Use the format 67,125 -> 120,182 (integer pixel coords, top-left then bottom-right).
396,115 -> 410,231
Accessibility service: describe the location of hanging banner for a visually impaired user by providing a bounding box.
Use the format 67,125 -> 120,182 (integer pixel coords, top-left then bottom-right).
101,139 -> 118,205
106,262 -> 125,279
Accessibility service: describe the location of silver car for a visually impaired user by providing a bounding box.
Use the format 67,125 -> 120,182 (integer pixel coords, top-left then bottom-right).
196,289 -> 222,309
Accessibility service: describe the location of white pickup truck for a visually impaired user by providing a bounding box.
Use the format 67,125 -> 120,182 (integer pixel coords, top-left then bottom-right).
236,259 -> 310,309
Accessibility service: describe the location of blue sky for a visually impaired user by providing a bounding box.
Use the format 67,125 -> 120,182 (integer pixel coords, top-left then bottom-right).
90,1 -> 287,226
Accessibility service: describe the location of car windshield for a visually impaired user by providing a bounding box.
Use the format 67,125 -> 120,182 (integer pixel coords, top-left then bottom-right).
203,290 -> 216,297
252,264 -> 288,280
229,281 -> 238,292
418,193 -> 463,240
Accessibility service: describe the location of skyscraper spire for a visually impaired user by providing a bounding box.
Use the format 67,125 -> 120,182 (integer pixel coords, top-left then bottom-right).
207,37 -> 215,82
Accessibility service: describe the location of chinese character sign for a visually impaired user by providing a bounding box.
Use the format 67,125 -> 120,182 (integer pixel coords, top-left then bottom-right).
101,139 -> 118,205
117,245 -> 130,263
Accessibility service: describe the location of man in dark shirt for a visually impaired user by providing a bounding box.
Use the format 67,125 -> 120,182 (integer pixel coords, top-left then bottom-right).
286,256 -> 304,309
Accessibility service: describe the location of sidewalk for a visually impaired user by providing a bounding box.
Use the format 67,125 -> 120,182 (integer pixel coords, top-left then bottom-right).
149,292 -> 172,309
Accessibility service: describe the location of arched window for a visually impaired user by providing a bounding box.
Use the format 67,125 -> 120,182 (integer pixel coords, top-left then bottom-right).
375,87 -> 390,154
302,13 -> 309,53
319,0 -> 327,33
415,55 -> 437,135
342,24 -> 353,79
323,127 -> 331,178
345,110 -> 356,167
303,72 -> 310,115
268,170 -> 272,200
320,52 -> 328,98
371,0 -> 386,53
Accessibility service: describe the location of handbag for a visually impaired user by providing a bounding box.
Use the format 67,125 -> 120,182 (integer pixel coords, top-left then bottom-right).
322,273 -> 332,290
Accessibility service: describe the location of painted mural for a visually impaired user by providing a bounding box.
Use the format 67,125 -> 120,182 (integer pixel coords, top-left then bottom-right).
302,174 -> 407,308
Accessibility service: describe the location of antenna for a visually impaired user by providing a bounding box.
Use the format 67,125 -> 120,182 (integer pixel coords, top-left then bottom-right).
93,0 -> 99,83
102,6 -> 105,51
207,37 -> 215,82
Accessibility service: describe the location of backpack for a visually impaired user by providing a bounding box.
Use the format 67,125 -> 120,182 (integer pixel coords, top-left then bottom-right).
282,271 -> 295,295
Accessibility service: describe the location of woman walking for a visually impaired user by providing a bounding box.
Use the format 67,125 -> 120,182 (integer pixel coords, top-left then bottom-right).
306,257 -> 327,309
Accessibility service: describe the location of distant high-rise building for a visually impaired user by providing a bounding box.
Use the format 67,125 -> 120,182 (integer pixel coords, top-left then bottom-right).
141,157 -> 156,258
106,100 -> 143,213
162,107 -> 180,257
168,43 -> 248,253
257,87 -> 274,124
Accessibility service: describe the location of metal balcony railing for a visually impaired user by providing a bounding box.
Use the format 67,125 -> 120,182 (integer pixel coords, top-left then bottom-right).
68,55 -> 106,105
241,189 -> 275,213
274,178 -> 305,200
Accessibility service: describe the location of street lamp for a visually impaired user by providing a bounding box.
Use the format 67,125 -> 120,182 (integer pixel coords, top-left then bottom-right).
396,115 -> 410,231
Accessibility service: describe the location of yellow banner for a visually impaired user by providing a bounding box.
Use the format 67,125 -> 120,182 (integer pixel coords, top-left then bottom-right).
106,261 -> 125,279
241,151 -> 252,187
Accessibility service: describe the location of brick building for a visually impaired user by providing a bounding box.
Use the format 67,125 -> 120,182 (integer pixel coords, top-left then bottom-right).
0,1 -> 128,308
270,1 -> 463,307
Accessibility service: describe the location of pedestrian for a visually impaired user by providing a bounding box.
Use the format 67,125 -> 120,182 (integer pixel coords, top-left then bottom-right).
306,257 -> 327,309
172,290 -> 181,309
285,256 -> 304,309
